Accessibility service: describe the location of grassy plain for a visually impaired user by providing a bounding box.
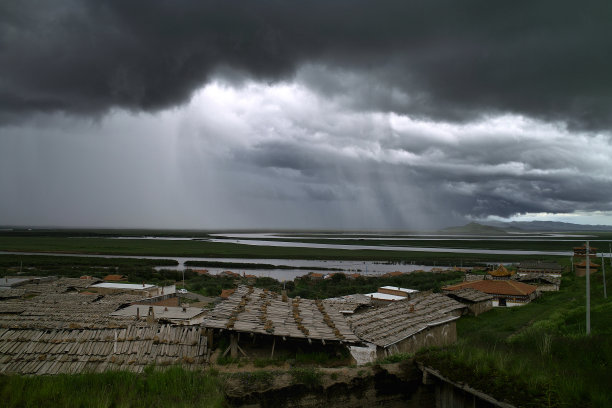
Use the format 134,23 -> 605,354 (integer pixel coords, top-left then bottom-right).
0,367 -> 224,408
419,258 -> 612,408
229,236 -> 611,251
0,234 -> 567,265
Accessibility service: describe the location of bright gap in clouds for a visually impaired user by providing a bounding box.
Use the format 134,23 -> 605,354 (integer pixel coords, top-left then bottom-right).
1,80 -> 611,229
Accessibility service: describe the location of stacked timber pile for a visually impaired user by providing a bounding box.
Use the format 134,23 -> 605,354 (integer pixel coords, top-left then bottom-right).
204,286 -> 359,343
0,292 -> 143,329
0,325 -> 207,375
347,293 -> 465,348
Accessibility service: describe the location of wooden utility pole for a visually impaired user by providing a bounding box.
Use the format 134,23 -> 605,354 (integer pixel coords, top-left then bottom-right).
574,243 -> 596,335
586,241 -> 591,335
602,254 -> 607,299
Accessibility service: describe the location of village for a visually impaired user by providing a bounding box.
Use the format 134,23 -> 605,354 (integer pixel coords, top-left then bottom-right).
0,256 -> 568,375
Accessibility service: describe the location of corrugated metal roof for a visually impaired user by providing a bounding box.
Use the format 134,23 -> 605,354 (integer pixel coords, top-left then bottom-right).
365,292 -> 406,301
92,283 -> 156,290
379,286 -> 419,294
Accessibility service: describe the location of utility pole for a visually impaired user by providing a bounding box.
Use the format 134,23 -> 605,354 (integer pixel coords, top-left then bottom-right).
586,241 -> 591,335
602,253 -> 607,299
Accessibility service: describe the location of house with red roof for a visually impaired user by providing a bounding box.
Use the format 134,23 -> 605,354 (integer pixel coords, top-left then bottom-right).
442,279 -> 538,307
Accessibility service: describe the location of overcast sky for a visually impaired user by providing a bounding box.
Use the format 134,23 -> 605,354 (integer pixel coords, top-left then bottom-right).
1,1 -> 612,230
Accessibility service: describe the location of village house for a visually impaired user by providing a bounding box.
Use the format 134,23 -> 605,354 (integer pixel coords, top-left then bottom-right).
219,270 -> 241,278
220,288 -> 236,299
463,273 -> 486,282
103,274 -> 128,282
0,325 -> 207,375
517,261 -> 563,275
443,287 -> 493,316
574,259 -> 598,277
514,273 -> 561,292
89,282 -> 176,297
0,277 -> 210,376
443,280 -> 539,307
204,285 -> 360,359
363,286 -> 419,305
347,293 -> 466,362
381,271 -> 404,278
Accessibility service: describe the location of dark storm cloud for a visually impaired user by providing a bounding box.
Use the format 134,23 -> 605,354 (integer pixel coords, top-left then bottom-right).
2,1 -> 612,129
225,104 -> 612,224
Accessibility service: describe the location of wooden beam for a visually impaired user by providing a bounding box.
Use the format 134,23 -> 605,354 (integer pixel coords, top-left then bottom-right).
236,343 -> 248,357
206,329 -> 213,350
270,337 -> 276,359
230,333 -> 238,358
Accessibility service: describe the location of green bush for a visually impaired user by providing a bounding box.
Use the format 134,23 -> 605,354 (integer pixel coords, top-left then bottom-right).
289,367 -> 323,388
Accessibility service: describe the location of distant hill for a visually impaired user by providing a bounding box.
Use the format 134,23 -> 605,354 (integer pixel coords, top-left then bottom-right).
438,222 -> 509,235
482,220 -> 612,232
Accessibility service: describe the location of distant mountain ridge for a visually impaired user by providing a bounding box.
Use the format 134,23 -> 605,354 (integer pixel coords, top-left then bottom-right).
482,220 -> 612,232
438,222 -> 509,234
438,221 -> 612,234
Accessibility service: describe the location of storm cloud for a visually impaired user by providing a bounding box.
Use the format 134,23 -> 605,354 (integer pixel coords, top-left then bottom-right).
2,1 -> 612,129
2,82 -> 611,229
1,2 -> 611,229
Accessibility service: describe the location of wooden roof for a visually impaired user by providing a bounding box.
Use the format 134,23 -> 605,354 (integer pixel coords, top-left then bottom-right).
443,280 -> 537,297
19,277 -> 101,293
220,288 -> 235,299
104,275 -> 127,282
574,260 -> 599,268
204,286 -> 359,343
347,293 -> 465,348
515,273 -> 561,285
444,288 -> 493,303
0,281 -> 145,330
0,325 -> 207,375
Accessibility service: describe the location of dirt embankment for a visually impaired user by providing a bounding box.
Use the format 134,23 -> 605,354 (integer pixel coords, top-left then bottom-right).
221,361 -> 435,408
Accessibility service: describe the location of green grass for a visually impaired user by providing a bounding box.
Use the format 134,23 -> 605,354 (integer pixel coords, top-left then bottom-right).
0,234 -> 572,264
0,366 -> 225,408
220,236 -> 596,251
418,262 -> 612,408
289,367 -> 323,388
229,370 -> 275,388
377,352 -> 413,364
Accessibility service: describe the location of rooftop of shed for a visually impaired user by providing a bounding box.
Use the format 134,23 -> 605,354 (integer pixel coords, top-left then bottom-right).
443,287 -> 494,303
204,286 -> 360,343
347,293 -> 465,348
